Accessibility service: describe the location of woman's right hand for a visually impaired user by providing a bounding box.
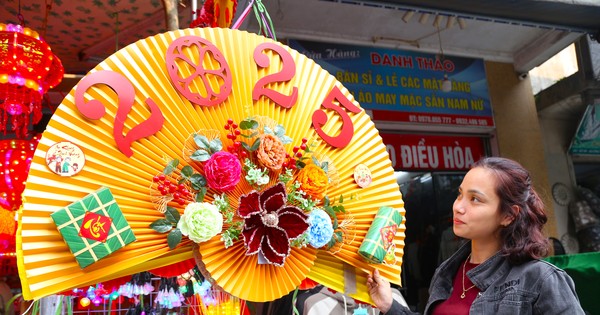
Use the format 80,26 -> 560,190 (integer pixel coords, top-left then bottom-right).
367,269 -> 393,313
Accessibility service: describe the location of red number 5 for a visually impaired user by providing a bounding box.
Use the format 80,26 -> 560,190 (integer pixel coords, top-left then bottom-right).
312,86 -> 361,148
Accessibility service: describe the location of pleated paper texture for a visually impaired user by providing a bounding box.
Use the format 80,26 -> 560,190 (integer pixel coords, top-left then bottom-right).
17,27 -> 405,302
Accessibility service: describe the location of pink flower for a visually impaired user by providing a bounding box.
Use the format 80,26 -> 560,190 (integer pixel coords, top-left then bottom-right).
204,151 -> 242,191
238,183 -> 309,266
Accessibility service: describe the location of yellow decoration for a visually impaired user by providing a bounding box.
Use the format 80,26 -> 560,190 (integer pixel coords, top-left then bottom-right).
0,208 -> 15,234
17,28 -> 405,303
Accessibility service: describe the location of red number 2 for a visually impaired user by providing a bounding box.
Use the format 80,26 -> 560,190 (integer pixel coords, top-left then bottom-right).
74,70 -> 165,158
252,42 -> 298,108
312,86 -> 361,148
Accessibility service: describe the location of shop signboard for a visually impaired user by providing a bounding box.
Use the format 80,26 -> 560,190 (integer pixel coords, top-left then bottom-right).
380,133 -> 487,170
288,39 -> 494,127
569,104 -> 600,155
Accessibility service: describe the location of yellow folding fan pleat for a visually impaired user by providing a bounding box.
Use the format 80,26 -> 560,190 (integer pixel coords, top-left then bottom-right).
17,27 -> 404,302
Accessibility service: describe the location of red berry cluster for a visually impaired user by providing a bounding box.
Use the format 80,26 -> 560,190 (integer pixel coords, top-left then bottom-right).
283,138 -> 308,170
152,174 -> 190,205
224,118 -> 248,159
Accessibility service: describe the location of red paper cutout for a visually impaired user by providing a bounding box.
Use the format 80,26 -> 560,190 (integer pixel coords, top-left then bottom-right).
74,70 -> 165,157
253,42 -> 298,108
79,212 -> 112,242
166,36 -> 232,106
312,86 -> 361,148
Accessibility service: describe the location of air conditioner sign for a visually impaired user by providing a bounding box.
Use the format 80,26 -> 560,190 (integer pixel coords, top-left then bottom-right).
380,133 -> 486,170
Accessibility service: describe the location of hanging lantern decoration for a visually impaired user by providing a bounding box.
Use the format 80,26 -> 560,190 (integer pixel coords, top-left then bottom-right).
441,74 -> 452,92
190,0 -> 238,28
0,135 -> 40,211
0,23 -> 64,138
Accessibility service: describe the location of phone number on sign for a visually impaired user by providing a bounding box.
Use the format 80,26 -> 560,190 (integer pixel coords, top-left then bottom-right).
408,115 -> 489,126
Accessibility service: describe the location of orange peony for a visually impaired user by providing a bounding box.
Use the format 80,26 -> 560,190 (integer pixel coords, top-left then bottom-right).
256,134 -> 286,171
297,163 -> 328,200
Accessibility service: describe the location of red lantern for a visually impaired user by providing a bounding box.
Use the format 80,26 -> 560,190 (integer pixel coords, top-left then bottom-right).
0,136 -> 39,210
0,23 -> 63,138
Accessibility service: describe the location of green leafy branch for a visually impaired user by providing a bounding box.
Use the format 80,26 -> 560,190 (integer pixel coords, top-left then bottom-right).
239,118 -> 261,152
162,159 -> 208,202
287,181 -> 317,211
221,221 -> 243,248
311,156 -> 329,174
190,134 -> 223,162
323,195 -> 348,250
149,206 -> 182,250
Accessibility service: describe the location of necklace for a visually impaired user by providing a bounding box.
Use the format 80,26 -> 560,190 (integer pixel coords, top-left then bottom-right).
461,253 -> 477,299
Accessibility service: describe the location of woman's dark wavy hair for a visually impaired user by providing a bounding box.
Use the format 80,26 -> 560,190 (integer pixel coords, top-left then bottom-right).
473,157 -> 549,264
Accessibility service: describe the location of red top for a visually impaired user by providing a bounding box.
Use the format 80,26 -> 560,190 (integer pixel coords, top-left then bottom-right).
431,258 -> 480,315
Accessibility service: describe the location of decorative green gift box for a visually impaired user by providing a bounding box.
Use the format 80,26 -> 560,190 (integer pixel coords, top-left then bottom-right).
51,186 -> 136,268
358,206 -> 402,264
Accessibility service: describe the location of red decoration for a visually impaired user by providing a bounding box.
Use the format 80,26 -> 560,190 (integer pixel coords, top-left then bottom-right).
190,0 -> 238,28
239,183 -> 309,266
299,277 -> 319,290
0,23 -> 63,138
79,212 -> 112,242
148,258 -> 196,278
0,136 -> 39,211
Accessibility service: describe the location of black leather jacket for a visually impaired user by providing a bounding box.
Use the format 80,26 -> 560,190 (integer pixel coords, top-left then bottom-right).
385,242 -> 585,315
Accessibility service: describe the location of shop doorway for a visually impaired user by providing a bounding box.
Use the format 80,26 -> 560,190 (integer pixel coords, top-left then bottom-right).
396,171 -> 466,312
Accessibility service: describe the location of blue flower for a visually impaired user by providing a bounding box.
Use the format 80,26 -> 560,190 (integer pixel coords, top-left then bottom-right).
307,208 -> 334,248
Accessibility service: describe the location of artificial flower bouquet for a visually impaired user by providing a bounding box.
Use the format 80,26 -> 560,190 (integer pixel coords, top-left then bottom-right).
149,116 -> 351,267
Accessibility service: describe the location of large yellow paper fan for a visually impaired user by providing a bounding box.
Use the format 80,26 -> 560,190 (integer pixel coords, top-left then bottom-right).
17,27 -> 405,303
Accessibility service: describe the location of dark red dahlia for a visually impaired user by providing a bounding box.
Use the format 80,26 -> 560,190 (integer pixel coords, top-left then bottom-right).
238,183 -> 309,266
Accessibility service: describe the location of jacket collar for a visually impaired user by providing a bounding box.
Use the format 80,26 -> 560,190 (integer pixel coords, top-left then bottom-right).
444,241 -> 510,292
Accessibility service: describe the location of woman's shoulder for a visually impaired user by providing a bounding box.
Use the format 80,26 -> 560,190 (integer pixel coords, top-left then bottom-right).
508,258 -> 572,285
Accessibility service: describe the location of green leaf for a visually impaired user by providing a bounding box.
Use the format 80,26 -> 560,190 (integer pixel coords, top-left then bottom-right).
181,165 -> 194,178
241,142 -> 251,151
150,219 -> 172,233
194,134 -> 211,150
280,135 -> 293,145
326,238 -> 336,250
209,138 -> 223,153
312,156 -> 320,166
196,187 -> 207,202
334,231 -> 343,242
190,149 -> 211,162
163,159 -> 178,175
322,204 -> 339,228
249,138 -> 261,151
323,196 -> 331,207
296,160 -> 306,169
240,119 -> 258,130
165,206 -> 181,224
167,228 -> 182,250
333,204 -> 346,214
240,131 -> 259,139
321,161 -> 329,173
339,194 -> 344,203
274,124 -> 286,137
190,173 -> 206,190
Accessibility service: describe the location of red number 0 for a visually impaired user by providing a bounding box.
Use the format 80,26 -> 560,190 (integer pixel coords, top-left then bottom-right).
312,86 -> 361,148
252,42 -> 298,108
74,70 -> 165,158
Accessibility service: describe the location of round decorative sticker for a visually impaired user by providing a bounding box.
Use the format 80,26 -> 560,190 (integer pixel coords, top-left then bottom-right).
354,164 -> 372,188
45,142 -> 85,177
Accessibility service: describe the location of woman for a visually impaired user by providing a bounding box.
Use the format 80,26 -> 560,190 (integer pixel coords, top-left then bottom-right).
368,157 -> 584,314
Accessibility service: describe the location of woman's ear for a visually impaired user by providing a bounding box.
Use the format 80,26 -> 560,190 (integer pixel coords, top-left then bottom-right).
501,205 -> 520,227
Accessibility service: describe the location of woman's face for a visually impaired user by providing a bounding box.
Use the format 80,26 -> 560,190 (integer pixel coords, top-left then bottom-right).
452,166 -> 511,243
